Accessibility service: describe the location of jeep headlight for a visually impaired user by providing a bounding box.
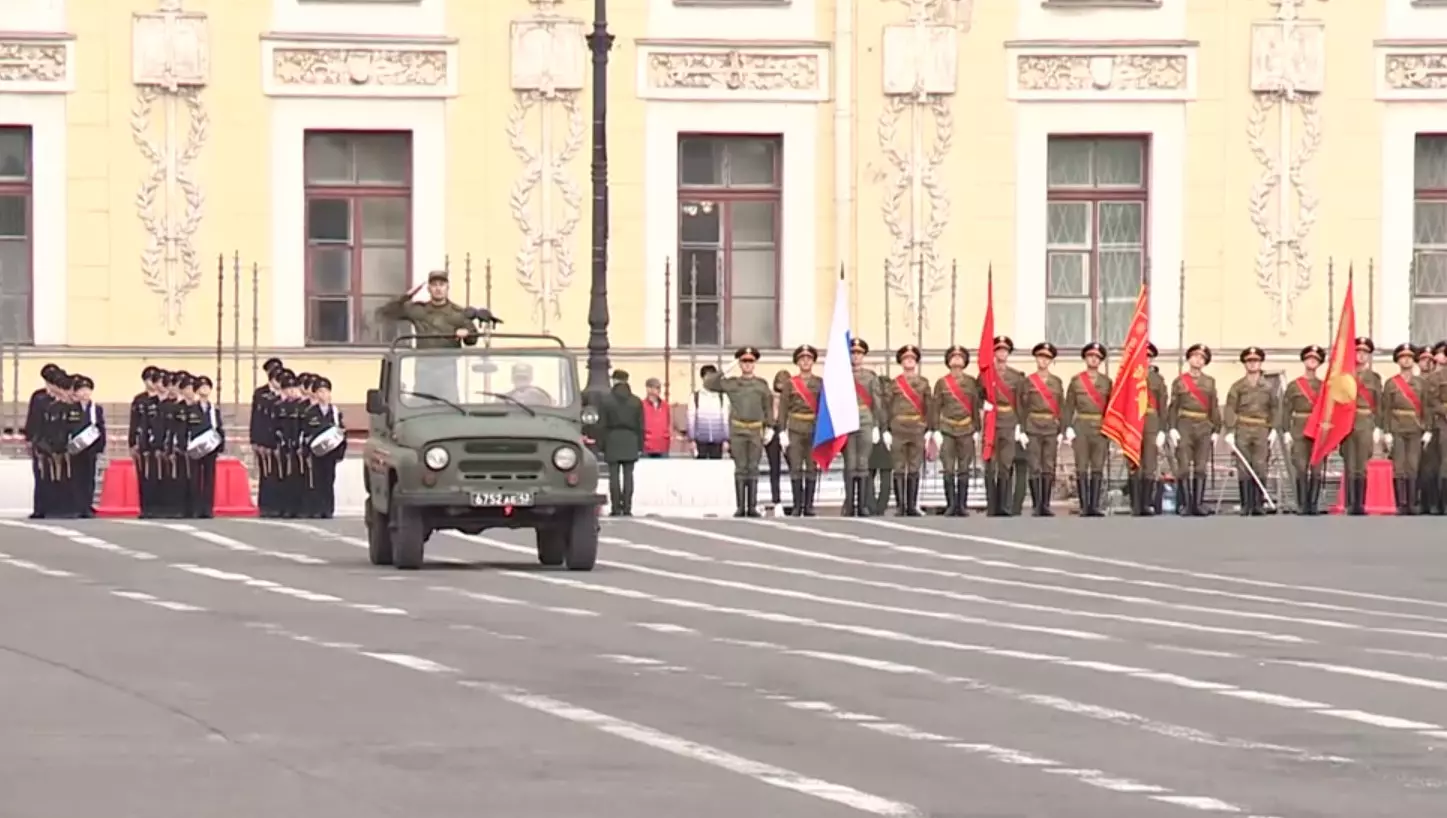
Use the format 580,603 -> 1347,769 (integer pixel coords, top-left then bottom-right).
552,446 -> 579,471
424,446 -> 449,470
581,407 -> 600,425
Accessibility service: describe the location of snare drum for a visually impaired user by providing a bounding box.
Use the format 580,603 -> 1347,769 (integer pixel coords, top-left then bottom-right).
187,429 -> 222,460
310,426 -> 345,456
67,425 -> 101,455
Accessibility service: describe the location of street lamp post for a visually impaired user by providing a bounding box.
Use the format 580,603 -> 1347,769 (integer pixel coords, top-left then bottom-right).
583,0 -> 614,400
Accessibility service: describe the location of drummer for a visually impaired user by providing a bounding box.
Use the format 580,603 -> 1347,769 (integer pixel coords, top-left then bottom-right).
70,375 -> 105,518
183,374 -> 224,518
302,375 -> 346,518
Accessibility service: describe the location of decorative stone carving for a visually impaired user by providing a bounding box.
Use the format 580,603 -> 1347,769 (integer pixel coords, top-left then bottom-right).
1015,54 -> 1187,93
508,0 -> 587,331
1384,52 -> 1447,92
273,48 -> 449,89
0,40 -> 70,89
130,0 -> 210,335
1247,0 -> 1325,334
878,0 -> 961,336
644,50 -> 823,100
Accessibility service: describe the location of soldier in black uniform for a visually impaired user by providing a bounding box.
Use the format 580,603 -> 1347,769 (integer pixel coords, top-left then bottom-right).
273,370 -> 305,518
251,358 -> 284,517
186,374 -> 224,518
130,367 -> 160,517
25,364 -> 62,518
151,371 -> 185,518
70,375 -> 105,517
302,376 -> 346,518
44,373 -> 88,519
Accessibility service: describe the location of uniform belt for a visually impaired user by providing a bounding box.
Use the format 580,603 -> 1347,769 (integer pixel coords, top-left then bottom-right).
943,417 -> 973,427
789,412 -> 816,420
732,419 -> 763,429
1180,410 -> 1208,419
894,413 -> 922,420
1236,416 -> 1269,426
1075,412 -> 1101,420
1292,410 -> 1311,417
994,405 -> 1014,413
1028,411 -> 1056,419
1391,408 -> 1419,415
1357,408 -> 1372,415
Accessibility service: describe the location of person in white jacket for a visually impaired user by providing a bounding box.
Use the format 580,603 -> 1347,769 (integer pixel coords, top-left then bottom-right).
687,364 -> 730,459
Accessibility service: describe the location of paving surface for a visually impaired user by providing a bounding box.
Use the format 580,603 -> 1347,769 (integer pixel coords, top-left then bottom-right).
1,513 -> 1445,818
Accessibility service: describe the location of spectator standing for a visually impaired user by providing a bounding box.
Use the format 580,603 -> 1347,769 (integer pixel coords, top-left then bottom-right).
687,364 -> 730,459
601,369 -> 643,516
641,377 -> 672,458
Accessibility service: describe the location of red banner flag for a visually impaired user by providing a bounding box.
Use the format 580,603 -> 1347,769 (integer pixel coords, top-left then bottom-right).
1100,285 -> 1151,469
977,267 -> 998,462
1305,275 -> 1358,466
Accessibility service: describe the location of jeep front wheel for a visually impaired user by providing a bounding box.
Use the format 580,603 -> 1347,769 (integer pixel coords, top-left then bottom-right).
391,506 -> 427,570
365,497 -> 394,566
564,509 -> 598,571
536,528 -> 567,566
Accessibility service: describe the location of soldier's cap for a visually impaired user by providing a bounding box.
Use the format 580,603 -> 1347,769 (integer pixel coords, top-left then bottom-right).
42,368 -> 66,386
1032,341 -> 1057,359
735,346 -> 761,362
263,357 -> 284,374
1393,342 -> 1416,361
1240,346 -> 1265,363
895,344 -> 921,364
645,376 -> 661,389
945,344 -> 970,365
142,365 -> 159,380
1355,336 -> 1375,353
40,363 -> 60,377
427,269 -> 448,282
993,335 -> 1014,353
313,377 -> 331,390
73,375 -> 94,390
792,344 -> 818,363
180,374 -> 198,389
850,338 -> 869,354
1186,343 -> 1212,365
1300,344 -> 1325,362
1146,341 -> 1159,359
1081,342 -> 1106,359
1435,340 -> 1447,355
1418,345 -> 1434,360
279,373 -> 299,388
54,373 -> 76,390
612,369 -> 629,382
196,375 -> 213,388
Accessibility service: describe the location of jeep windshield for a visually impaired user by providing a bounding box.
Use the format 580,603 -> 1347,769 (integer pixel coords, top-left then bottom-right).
397,351 -> 578,411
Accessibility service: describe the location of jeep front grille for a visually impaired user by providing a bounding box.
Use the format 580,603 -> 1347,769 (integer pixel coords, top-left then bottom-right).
457,459 -> 544,481
463,440 -> 539,455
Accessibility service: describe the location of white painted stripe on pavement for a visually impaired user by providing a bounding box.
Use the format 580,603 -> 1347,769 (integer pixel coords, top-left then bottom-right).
1269,661 -> 1447,692
0,553 -> 76,578
157,523 -> 330,565
431,585 -> 601,617
0,520 -> 158,560
171,563 -> 408,616
362,652 -> 457,674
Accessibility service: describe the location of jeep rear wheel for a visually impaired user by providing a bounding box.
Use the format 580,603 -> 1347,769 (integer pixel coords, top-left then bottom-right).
365,497 -> 394,566
536,528 -> 567,566
391,506 -> 426,570
564,510 -> 598,571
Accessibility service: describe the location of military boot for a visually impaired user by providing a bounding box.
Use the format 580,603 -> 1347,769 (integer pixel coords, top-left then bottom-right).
732,479 -> 747,518
1074,476 -> 1088,516
943,476 -> 959,516
893,474 -> 908,517
1087,473 -> 1106,517
1011,466 -> 1029,516
984,473 -> 1000,516
787,478 -> 803,517
1041,476 -> 1057,517
997,475 -> 1016,517
1189,474 -> 1210,516
905,474 -> 923,516
802,478 -> 818,516
1347,475 -> 1365,515
955,474 -> 971,517
842,477 -> 857,516
746,480 -> 762,518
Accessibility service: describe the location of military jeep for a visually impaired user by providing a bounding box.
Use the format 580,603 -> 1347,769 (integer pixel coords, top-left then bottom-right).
361,332 -> 606,570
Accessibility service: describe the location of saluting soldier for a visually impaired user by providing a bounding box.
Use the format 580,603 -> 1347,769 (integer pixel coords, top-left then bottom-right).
1339,337 -> 1383,516
775,344 -> 822,516
1418,345 -> 1442,514
302,376 -> 346,518
982,336 -> 1026,517
376,270 -> 499,399
1279,344 -> 1326,515
1383,343 -> 1429,515
931,345 -> 982,516
1223,346 -> 1279,516
883,344 -> 932,516
1129,344 -> 1171,516
1019,342 -> 1065,516
1167,343 -> 1222,517
1063,342 -> 1112,517
703,346 -> 775,517
843,338 -> 889,516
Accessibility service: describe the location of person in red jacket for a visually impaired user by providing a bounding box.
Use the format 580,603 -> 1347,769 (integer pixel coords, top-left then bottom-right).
642,377 -> 672,458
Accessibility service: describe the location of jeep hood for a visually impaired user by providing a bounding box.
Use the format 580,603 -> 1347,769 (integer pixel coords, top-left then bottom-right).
390,413 -> 581,447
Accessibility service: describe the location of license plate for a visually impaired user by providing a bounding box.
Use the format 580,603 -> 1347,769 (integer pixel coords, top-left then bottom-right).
471,491 -> 535,507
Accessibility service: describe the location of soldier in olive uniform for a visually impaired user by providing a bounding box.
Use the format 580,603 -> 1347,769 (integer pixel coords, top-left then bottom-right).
1383,343 -> 1430,515
376,270 -> 499,399
883,344 -> 932,515
774,344 -> 822,516
704,346 -> 775,517
1427,340 -> 1447,515
1340,337 -> 1383,516
1129,343 -> 1171,517
982,336 -> 1026,517
1063,342 -> 1112,517
931,345 -> 981,516
843,338 -> 889,516
1418,345 -> 1441,514
1279,344 -> 1326,515
1223,346 -> 1280,516
1020,342 -> 1065,516
1167,343 -> 1222,517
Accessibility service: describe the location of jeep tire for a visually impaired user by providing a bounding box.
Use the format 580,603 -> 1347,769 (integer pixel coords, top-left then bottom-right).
391,505 -> 427,570
536,527 -> 567,566
365,497 -> 394,566
563,509 -> 598,571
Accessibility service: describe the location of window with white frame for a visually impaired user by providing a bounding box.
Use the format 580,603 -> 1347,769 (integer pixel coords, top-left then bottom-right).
0,127 -> 32,345
1044,136 -> 1149,349
1413,135 -> 1447,344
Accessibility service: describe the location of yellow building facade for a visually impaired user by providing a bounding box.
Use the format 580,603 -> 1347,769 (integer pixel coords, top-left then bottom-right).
1,0 -> 1445,406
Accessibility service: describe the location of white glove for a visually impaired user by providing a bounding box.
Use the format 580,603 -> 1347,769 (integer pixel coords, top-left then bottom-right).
1015,430 -> 1029,446
1211,433 -> 1220,445
1065,428 -> 1077,442
972,433 -> 981,449
983,401 -> 995,413
1425,432 -> 1434,446
882,431 -> 894,448
1373,428 -> 1383,446
1268,430 -> 1278,445
766,428 -> 776,444
1384,433 -> 1394,448
1282,432 -> 1292,448
871,427 -> 881,444
929,431 -> 943,446
1169,429 -> 1181,445
1155,431 -> 1166,447
1225,432 -> 1236,448
778,430 -> 789,448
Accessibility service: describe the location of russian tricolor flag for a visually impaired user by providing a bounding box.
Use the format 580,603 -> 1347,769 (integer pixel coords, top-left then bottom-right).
812,270 -> 860,470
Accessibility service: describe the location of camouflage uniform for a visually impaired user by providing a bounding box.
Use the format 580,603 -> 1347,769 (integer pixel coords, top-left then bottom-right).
843,338 -> 888,517
982,335 -> 1026,517
1384,343 -> 1429,515
883,344 -> 932,516
1063,342 -> 1112,517
1020,342 -> 1065,517
931,345 -> 981,516
774,344 -> 822,516
1167,343 -> 1222,517
1277,345 -> 1325,515
704,346 -> 775,517
1340,338 -> 1383,516
1223,346 -> 1280,516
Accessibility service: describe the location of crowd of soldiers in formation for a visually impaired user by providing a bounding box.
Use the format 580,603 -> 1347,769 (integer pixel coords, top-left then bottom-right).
23,365 -> 106,519
700,336 -> 1447,519
246,358 -> 349,519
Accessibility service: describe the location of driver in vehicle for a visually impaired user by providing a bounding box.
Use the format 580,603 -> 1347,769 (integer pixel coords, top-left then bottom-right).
507,363 -> 554,406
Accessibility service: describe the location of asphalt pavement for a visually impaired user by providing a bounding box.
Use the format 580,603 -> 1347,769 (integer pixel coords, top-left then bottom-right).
1,511 -> 1445,818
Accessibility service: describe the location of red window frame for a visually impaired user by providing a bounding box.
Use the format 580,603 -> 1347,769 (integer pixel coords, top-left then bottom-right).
676,133 -> 783,348
1044,134 -> 1151,346
302,130 -> 413,346
0,125 -> 33,346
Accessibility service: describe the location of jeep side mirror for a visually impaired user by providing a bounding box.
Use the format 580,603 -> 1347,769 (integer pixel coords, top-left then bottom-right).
366,389 -> 386,415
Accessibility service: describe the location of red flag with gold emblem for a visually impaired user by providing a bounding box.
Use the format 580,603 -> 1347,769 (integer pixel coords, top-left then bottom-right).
1101,285 -> 1151,468
1305,275 -> 1358,466
978,266 -> 998,462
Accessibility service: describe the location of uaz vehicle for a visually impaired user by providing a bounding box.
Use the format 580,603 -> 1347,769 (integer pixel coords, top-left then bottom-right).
361,332 -> 605,570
